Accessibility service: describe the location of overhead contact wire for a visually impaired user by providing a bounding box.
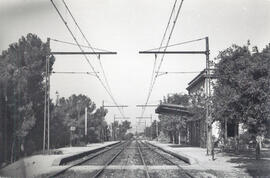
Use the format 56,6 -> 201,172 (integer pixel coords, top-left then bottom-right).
141,0 -> 185,118
61,0 -> 123,116
141,0 -> 179,121
50,0 -> 125,118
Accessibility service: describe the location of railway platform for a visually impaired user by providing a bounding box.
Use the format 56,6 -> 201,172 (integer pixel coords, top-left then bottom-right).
148,141 -> 270,177
0,141 -> 120,178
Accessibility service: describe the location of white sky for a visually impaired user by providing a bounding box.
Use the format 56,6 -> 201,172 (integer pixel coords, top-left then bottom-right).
1,0 -> 270,132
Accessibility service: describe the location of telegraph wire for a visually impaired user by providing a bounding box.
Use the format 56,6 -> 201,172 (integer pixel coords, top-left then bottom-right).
50,0 -> 125,118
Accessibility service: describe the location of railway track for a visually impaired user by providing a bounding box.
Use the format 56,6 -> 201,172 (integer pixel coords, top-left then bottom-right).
139,141 -> 193,178
47,140 -> 193,178
50,141 -> 130,177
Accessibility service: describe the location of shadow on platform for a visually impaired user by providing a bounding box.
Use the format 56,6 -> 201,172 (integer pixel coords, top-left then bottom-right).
224,149 -> 270,177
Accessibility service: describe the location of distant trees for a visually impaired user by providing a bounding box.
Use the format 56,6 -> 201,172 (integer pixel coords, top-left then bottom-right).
144,120 -> 160,140
51,94 -> 111,147
212,43 -> 270,158
111,120 -> 131,140
0,34 -> 54,164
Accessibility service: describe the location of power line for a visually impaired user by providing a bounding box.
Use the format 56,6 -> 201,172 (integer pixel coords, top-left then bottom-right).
50,0 -> 125,118
61,0 -> 122,116
140,0 -> 185,118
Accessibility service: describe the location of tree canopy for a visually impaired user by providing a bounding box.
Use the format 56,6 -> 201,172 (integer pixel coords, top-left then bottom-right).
0,34 -> 54,163
212,43 -> 270,157
213,44 -> 270,137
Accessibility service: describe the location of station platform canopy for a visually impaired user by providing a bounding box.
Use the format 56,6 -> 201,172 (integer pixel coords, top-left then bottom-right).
155,103 -> 192,116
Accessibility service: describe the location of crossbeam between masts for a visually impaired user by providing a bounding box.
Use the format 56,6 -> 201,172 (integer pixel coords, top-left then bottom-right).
139,51 -> 207,54
51,51 -> 117,55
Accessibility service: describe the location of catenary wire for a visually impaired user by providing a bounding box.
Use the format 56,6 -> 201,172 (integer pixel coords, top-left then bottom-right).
149,0 -> 179,89
141,0 -> 185,118
61,0 -> 121,116
50,0 -> 125,118
141,0 -> 179,124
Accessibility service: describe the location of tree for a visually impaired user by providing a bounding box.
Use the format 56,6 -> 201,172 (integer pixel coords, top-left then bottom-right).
111,120 -> 131,140
119,120 -> 132,140
144,120 -> 160,140
89,106 -> 109,143
51,94 -> 112,145
212,43 -> 270,158
51,94 -> 96,147
0,34 -> 54,163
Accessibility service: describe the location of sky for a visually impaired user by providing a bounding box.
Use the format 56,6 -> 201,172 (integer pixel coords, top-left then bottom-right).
1,0 -> 270,133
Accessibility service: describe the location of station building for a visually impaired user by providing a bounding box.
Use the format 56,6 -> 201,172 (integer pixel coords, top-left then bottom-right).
155,68 -> 241,147
186,68 -> 217,147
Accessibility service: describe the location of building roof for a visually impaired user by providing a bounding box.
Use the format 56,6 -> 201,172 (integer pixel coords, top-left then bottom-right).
186,68 -> 216,92
155,103 -> 192,116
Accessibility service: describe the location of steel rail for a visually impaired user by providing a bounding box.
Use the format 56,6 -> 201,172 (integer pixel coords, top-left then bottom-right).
136,140 -> 151,178
141,141 -> 194,178
50,141 -> 127,177
93,140 -> 131,178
